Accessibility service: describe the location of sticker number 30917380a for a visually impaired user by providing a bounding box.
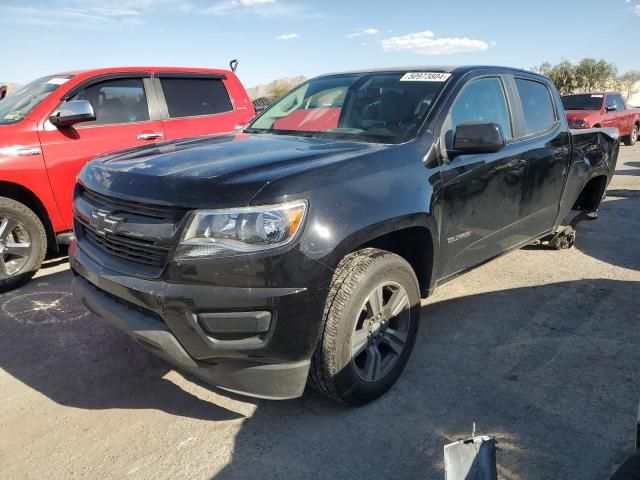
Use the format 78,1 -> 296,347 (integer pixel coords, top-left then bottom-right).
400,72 -> 452,82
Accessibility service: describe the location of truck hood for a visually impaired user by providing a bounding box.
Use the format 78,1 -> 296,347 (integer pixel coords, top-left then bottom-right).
565,110 -> 601,124
79,133 -> 384,208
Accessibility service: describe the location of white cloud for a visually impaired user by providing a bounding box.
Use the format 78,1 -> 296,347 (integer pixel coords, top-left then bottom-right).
205,0 -> 312,17
380,31 -> 490,55
634,4 -> 640,15
2,0 -> 173,28
347,27 -> 378,39
276,33 -> 299,40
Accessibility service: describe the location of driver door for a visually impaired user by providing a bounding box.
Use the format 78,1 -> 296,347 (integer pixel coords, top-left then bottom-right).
437,76 -> 527,277
38,76 -> 165,228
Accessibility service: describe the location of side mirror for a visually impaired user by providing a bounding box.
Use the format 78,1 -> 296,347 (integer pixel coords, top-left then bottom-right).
452,122 -> 506,156
605,105 -> 617,112
49,100 -> 96,128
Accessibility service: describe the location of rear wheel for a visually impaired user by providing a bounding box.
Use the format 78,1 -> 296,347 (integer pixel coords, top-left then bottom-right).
0,197 -> 47,292
309,248 -> 420,405
624,124 -> 638,146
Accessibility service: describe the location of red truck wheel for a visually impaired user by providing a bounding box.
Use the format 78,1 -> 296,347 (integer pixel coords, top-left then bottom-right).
624,124 -> 638,146
0,197 -> 47,292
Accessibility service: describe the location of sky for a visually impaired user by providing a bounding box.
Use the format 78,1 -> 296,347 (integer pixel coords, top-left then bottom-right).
1,0 -> 639,88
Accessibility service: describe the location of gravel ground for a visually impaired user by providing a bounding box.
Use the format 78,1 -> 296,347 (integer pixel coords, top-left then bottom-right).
1,145 -> 639,480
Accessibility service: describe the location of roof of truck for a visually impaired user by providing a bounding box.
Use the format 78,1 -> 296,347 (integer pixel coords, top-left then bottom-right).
319,65 -> 546,78
51,66 -> 234,77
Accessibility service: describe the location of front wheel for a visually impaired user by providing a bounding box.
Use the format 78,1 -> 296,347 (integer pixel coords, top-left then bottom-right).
624,124 -> 638,146
0,197 -> 47,292
309,248 -> 421,405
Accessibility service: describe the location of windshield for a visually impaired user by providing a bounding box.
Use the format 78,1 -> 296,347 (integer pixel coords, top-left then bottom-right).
247,72 -> 450,144
561,94 -> 603,111
0,75 -> 74,125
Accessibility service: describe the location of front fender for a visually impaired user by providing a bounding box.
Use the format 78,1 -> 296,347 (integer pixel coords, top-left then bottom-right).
250,141 -> 440,285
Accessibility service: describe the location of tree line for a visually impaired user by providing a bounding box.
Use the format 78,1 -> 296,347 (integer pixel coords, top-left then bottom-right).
534,58 -> 640,101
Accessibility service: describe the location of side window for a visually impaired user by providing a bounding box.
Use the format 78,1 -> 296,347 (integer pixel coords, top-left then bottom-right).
70,78 -> 149,126
160,78 -> 233,118
606,95 -> 616,111
613,94 -> 626,111
514,78 -> 556,135
447,77 -> 512,143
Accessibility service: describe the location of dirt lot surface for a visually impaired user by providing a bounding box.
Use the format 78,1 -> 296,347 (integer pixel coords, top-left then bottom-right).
1,145 -> 639,480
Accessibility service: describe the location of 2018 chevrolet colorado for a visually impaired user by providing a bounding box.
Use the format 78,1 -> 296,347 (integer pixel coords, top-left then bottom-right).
71,66 -> 619,405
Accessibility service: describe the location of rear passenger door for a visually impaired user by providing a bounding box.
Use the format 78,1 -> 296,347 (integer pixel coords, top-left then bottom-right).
154,74 -> 244,141
511,76 -> 571,237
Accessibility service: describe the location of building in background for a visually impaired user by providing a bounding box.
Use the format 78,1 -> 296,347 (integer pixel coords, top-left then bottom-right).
629,82 -> 640,107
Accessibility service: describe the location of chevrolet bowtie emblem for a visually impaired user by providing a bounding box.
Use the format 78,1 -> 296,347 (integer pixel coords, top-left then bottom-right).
89,209 -> 124,236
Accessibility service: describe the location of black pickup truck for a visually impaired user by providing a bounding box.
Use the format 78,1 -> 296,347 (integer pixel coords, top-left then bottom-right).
70,66 -> 619,405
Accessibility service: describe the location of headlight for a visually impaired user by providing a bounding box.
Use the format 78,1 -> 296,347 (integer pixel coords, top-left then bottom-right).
175,200 -> 307,258
570,119 -> 589,129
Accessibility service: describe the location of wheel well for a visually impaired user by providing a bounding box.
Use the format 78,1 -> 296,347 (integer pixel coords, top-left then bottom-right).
359,227 -> 434,297
572,175 -> 608,212
593,124 -> 601,128
0,181 -> 57,251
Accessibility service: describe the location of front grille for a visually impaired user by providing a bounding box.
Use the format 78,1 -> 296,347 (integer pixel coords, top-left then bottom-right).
76,186 -> 187,268
78,218 -> 170,267
80,186 -> 186,221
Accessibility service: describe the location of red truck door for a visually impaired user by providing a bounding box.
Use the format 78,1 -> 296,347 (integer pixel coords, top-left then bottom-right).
38,76 -> 165,228
153,74 -> 251,141
602,94 -> 618,129
612,93 -> 631,135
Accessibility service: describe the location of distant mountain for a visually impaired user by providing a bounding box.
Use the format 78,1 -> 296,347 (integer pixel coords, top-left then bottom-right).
246,76 -> 307,100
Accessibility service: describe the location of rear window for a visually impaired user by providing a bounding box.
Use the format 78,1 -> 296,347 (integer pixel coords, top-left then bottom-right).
561,94 -> 603,111
160,77 -> 233,118
515,79 -> 556,135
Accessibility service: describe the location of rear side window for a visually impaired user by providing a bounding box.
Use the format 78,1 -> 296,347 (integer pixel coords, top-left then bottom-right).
515,79 -> 556,135
160,78 -> 233,118
70,78 -> 150,126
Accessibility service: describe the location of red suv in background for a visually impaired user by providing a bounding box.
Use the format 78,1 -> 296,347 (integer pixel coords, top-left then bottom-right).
561,91 -> 640,146
0,66 -> 255,291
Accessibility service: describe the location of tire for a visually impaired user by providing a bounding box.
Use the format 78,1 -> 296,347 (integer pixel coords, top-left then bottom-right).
0,197 -> 47,292
624,124 -> 638,146
309,248 -> 421,405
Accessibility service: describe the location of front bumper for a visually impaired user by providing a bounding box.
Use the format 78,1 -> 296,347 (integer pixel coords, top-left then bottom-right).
70,242 -> 332,400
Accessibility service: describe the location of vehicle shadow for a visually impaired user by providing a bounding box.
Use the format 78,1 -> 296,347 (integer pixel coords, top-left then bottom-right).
572,189 -> 640,271
0,270 -> 242,421
213,278 -> 640,480
614,160 -> 640,176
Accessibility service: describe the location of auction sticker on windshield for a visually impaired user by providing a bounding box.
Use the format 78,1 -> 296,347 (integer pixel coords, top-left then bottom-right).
47,77 -> 70,85
400,72 -> 451,82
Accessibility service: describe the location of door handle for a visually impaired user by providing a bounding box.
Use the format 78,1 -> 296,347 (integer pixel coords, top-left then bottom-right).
137,132 -> 164,141
507,159 -> 526,171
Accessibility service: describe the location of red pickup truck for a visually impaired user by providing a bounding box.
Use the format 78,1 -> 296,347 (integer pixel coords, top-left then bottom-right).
0,66 -> 255,291
561,92 -> 639,146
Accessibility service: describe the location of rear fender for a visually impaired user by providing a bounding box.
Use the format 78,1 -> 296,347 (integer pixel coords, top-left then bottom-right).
556,128 -> 620,223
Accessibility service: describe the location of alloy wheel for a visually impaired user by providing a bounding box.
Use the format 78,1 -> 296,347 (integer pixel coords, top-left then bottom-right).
0,217 -> 32,279
351,281 -> 412,382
